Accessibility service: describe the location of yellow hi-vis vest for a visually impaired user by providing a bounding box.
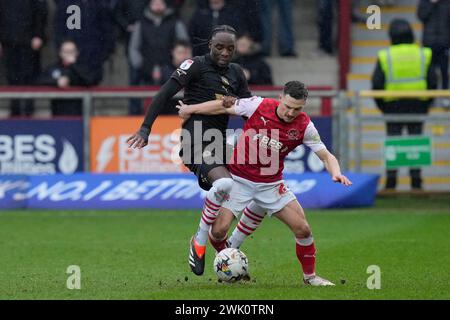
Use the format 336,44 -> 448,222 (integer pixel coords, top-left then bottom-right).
378,43 -> 432,101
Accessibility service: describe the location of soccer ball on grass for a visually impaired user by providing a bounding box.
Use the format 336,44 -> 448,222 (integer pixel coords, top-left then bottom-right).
213,248 -> 249,283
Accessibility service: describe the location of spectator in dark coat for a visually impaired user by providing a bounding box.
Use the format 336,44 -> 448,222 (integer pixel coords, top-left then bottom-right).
112,0 -> 149,115
260,0 -> 297,57
317,0 -> 334,55
0,0 -> 48,117
160,40 -> 193,84
233,34 -> 273,85
228,0 -> 263,43
113,0 -> 148,44
54,0 -> 116,85
36,40 -> 97,116
196,0 -> 263,40
417,0 -> 450,90
129,0 -> 189,86
189,0 -> 245,56
128,0 -> 189,114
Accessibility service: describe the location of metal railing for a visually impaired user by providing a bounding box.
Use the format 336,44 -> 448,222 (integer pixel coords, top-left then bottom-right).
337,89 -> 450,190
353,90 -> 450,172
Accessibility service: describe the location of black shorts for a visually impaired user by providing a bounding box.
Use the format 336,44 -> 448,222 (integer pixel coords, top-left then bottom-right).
179,143 -> 233,191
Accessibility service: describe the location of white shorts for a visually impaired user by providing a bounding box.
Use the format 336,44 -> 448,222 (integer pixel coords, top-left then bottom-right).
222,174 -> 297,218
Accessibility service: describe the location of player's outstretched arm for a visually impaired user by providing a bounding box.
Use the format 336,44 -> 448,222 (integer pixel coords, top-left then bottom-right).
315,149 -> 352,186
176,98 -> 238,119
127,79 -> 183,149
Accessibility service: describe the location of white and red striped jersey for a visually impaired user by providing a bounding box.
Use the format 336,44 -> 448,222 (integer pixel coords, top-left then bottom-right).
228,96 -> 326,183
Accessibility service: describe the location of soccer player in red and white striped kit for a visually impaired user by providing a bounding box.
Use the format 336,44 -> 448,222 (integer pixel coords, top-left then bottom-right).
177,81 -> 352,286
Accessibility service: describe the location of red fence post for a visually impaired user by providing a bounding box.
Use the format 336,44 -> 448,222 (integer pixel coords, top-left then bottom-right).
338,0 -> 351,90
321,97 -> 332,116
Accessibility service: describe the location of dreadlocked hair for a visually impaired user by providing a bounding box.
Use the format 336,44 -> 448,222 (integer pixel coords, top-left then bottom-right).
210,25 -> 237,39
193,25 -> 237,48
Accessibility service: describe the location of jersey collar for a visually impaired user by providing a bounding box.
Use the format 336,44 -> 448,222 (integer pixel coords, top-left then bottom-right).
275,106 -> 287,123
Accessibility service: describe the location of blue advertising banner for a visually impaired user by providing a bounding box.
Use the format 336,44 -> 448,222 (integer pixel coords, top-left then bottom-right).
0,172 -> 379,210
228,116 -> 332,173
0,120 -> 83,174
0,175 -> 29,209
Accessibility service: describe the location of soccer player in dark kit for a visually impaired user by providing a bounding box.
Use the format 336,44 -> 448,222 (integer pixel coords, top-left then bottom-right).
127,25 -> 265,276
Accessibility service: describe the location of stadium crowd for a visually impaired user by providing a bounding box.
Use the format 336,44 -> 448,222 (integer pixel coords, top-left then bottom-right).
0,0 -> 448,117
0,0 -> 289,117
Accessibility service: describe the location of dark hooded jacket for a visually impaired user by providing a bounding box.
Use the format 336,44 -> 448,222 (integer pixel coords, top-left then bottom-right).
128,6 -> 189,80
233,44 -> 272,85
417,0 -> 450,47
0,0 -> 48,46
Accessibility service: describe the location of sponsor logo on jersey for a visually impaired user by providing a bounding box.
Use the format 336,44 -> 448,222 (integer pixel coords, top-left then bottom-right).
254,133 -> 283,151
287,129 -> 300,140
179,59 -> 194,70
221,76 -> 230,86
221,85 -> 229,94
312,133 -> 322,143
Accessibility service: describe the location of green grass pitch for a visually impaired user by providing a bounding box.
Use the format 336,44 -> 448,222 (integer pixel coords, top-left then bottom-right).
0,195 -> 449,300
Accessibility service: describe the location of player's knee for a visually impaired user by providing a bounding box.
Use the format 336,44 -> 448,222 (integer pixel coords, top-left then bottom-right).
212,178 -> 233,194
293,224 -> 312,239
211,221 -> 229,240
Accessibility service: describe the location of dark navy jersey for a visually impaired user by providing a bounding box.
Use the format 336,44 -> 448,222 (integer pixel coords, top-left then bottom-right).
171,54 -> 251,135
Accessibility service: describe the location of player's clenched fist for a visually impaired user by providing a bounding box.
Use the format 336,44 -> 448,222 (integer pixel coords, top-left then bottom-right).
222,96 -> 237,108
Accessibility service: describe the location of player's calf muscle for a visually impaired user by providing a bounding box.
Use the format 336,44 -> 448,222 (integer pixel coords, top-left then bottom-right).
211,210 -> 234,239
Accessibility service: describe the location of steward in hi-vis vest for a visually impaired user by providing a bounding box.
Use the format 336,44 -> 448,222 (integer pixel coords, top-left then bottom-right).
378,43 -> 432,101
371,19 -> 437,190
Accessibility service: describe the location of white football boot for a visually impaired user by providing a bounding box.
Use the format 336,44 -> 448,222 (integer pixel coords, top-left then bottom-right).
303,275 -> 335,286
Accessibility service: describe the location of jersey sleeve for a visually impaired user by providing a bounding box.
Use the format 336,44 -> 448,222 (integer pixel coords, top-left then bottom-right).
233,96 -> 264,118
236,65 -> 252,98
170,58 -> 200,86
303,121 -> 327,152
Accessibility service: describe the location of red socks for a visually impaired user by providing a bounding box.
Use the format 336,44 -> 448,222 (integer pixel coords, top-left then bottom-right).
295,240 -> 316,276
208,230 -> 228,253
